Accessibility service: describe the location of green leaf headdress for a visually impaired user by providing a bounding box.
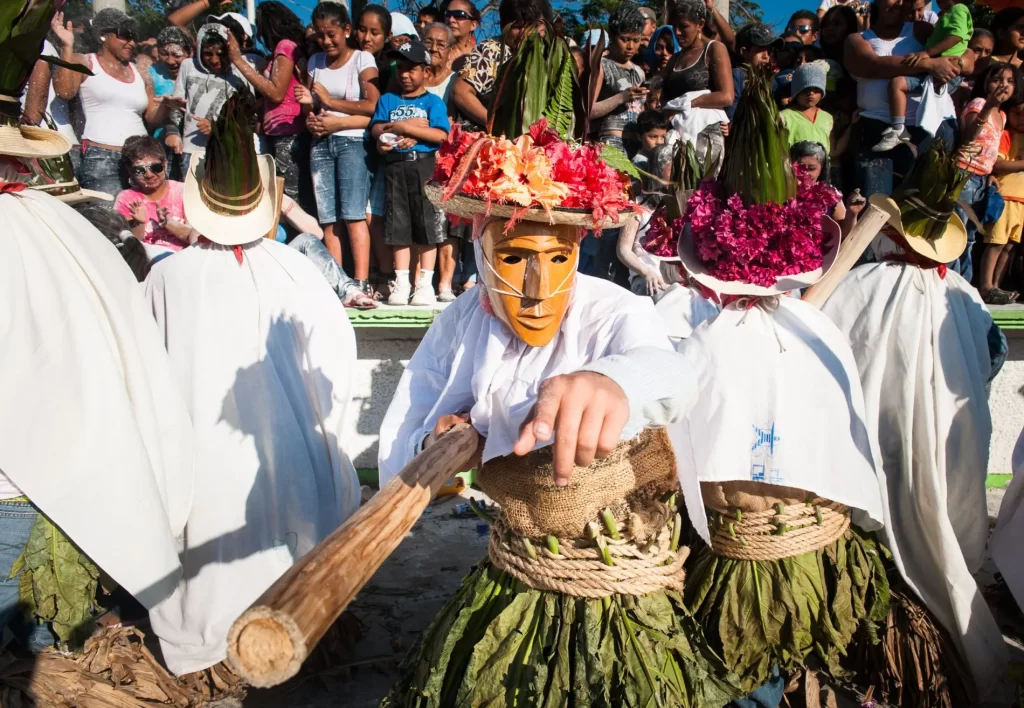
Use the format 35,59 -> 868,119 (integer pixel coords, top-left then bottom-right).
891,140 -> 970,242
720,64 -> 797,206
200,91 -> 264,217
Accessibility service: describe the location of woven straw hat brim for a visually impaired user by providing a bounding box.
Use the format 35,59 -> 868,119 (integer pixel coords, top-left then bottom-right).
425,182 -> 626,229
184,153 -> 277,245
869,193 -> 967,263
0,125 -> 71,159
678,216 -> 842,296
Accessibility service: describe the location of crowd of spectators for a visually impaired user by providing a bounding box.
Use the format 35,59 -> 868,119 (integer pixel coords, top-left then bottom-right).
21,0 -> 1024,306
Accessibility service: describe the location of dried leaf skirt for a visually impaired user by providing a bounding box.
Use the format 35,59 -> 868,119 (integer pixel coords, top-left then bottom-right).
383,430 -> 745,708
685,492 -> 891,694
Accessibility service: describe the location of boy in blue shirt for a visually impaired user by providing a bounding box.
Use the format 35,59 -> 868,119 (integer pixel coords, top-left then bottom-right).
371,41 -> 451,306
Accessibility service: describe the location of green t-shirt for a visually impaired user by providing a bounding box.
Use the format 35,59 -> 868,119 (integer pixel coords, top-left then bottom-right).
925,4 -> 972,57
781,108 -> 834,154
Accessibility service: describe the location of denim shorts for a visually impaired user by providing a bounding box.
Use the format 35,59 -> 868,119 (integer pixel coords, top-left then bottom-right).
0,499 -> 54,652
367,155 -> 386,217
310,134 -> 372,223
77,143 -> 126,200
905,74 -> 963,95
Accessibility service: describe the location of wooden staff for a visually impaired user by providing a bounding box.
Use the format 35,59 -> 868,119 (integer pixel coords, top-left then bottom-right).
225,424 -> 482,688
801,203 -> 889,309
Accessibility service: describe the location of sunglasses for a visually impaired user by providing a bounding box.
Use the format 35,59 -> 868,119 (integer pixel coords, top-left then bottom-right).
793,24 -> 813,34
445,9 -> 473,20
783,40 -> 804,51
131,161 -> 165,177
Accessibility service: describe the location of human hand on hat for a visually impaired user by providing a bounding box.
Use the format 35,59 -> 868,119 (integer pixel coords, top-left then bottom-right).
514,372 -> 630,487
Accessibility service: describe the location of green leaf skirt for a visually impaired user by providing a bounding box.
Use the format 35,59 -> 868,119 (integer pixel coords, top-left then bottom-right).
684,527 -> 891,694
382,560 -> 746,708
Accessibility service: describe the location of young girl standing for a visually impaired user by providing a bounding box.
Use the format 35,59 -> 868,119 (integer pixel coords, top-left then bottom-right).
780,62 -> 834,153
591,4 -> 647,153
297,2 -> 380,294
966,62 -> 1018,299
356,5 -> 396,297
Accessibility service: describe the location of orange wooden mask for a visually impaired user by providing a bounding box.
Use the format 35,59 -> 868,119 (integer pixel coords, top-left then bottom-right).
480,219 -> 579,347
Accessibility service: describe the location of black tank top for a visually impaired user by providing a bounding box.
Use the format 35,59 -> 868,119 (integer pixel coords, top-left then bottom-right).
663,40 -> 715,104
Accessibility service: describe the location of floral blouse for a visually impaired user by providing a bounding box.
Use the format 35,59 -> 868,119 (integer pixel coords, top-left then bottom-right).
457,38 -> 510,130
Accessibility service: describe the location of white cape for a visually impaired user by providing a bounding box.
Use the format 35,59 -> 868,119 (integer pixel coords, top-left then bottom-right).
822,261 -> 1008,703
992,428 -> 1024,614
0,190 -> 193,609
659,296 -> 886,544
378,275 -> 676,486
145,239 -> 359,675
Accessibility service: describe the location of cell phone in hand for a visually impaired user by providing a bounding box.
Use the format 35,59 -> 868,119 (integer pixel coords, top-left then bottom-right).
311,94 -> 323,115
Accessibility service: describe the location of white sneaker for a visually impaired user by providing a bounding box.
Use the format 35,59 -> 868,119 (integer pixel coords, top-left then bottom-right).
388,280 -> 411,306
871,126 -> 909,152
438,285 -> 456,303
410,283 -> 438,306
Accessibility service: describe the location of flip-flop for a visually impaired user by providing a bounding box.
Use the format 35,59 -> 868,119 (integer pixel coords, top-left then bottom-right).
983,287 -> 1019,305
343,293 -> 378,310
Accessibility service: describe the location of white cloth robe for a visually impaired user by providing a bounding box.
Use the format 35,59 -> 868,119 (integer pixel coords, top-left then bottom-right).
658,295 -> 887,544
378,274 -> 690,486
0,190 -> 194,610
145,239 -> 359,675
821,259 -> 1009,705
992,428 -> 1024,615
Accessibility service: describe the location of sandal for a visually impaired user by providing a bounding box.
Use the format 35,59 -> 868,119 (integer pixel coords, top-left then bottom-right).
983,287 -> 1019,305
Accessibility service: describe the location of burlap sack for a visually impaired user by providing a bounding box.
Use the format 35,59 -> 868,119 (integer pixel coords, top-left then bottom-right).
700,480 -> 812,513
478,428 -> 679,539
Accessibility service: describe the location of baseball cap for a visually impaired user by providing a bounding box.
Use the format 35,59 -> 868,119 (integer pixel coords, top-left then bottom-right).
638,6 -> 657,23
210,12 -> 253,39
390,12 -> 418,38
735,23 -> 781,50
387,40 -> 431,65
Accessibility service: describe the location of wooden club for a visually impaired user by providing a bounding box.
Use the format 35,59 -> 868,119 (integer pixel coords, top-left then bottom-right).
225,424 -> 482,688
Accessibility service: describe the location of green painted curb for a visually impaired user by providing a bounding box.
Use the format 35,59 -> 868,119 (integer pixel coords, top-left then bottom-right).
988,474 -> 1012,489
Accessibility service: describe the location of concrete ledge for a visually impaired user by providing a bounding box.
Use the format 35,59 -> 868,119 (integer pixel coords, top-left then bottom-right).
347,303 -> 447,328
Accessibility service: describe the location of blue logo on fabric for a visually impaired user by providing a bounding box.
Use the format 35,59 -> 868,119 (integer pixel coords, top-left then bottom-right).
751,422 -> 782,483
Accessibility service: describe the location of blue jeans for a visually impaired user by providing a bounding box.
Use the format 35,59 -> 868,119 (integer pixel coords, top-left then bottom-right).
0,500 -> 54,652
729,666 -> 785,708
77,143 -> 125,200
857,117 -> 957,196
289,233 -> 358,299
310,135 -> 373,224
367,157 -> 386,217
952,172 -> 985,282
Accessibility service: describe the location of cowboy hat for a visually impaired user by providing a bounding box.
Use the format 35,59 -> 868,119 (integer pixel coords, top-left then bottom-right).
678,216 -> 843,296
869,193 -> 967,263
0,123 -> 71,160
184,152 -> 278,246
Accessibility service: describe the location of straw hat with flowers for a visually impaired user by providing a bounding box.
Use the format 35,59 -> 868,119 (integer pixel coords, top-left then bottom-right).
427,27 -> 640,232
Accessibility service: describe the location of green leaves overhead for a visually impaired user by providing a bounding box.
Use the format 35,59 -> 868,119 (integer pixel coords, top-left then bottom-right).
488,27 -> 585,142
10,513 -> 102,649
894,140 -> 971,241
720,64 -> 797,206
600,142 -> 641,179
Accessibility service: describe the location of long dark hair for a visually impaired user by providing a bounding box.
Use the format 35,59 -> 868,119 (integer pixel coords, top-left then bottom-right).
972,61 -> 1022,104
255,1 -> 307,54
312,1 -> 351,28
74,204 -> 152,282
819,5 -> 858,60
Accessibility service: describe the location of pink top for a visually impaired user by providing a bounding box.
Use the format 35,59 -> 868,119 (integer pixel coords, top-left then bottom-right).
957,97 -> 1006,176
114,180 -> 190,251
263,39 -> 305,137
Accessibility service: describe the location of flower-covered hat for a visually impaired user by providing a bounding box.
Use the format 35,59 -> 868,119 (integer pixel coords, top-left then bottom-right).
678,65 -> 842,296
427,26 -> 638,231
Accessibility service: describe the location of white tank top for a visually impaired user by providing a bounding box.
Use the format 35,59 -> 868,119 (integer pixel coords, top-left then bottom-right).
80,54 -> 149,147
855,23 -> 924,125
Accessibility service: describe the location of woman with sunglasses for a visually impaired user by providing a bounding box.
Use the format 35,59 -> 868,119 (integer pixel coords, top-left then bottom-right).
114,136 -> 197,259
442,0 -> 480,68
50,9 -> 180,200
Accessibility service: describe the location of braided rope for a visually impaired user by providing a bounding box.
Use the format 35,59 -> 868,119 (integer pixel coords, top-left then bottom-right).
488,515 -> 688,598
708,498 -> 850,561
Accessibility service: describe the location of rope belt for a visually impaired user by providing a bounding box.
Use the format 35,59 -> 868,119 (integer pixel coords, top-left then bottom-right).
488,513 -> 688,598
707,497 -> 850,561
